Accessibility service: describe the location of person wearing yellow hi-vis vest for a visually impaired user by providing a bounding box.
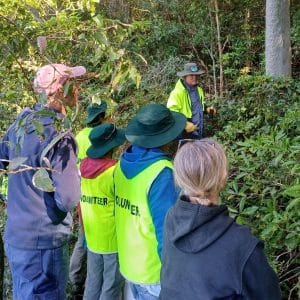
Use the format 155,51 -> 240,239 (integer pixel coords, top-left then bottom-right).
80,123 -> 125,300
69,100 -> 108,299
114,104 -> 186,300
76,100 -> 108,163
167,62 -> 216,139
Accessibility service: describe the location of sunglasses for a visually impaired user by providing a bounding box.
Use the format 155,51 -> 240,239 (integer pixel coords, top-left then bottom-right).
177,139 -> 215,150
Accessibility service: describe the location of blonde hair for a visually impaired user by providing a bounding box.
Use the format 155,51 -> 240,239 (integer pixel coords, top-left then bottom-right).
174,138 -> 228,205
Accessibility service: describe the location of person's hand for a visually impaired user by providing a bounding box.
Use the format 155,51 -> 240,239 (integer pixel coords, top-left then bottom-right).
185,121 -> 198,133
206,106 -> 217,115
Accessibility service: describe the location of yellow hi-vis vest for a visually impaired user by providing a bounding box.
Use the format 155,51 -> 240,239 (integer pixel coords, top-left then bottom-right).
80,164 -> 117,254
167,79 -> 205,119
114,159 -> 173,284
75,127 -> 92,162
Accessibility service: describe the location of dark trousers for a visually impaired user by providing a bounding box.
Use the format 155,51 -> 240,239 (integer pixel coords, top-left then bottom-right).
69,226 -> 87,296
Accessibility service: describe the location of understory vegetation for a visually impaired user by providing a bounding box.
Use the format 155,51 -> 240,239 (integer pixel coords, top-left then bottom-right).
0,0 -> 299,299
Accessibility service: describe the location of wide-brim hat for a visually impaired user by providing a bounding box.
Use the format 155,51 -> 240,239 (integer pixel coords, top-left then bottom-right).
177,62 -> 205,77
125,104 -> 186,148
85,101 -> 108,125
87,123 -> 125,158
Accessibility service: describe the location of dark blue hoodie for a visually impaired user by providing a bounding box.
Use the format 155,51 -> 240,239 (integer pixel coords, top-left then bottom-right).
119,145 -> 179,257
160,196 -> 281,300
0,104 -> 80,249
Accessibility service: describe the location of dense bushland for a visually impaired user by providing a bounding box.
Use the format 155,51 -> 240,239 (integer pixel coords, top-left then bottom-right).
215,77 -> 300,299
0,0 -> 299,299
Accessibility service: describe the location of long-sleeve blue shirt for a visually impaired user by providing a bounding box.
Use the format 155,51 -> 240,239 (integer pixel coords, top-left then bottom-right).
0,104 -> 80,249
183,81 -> 204,137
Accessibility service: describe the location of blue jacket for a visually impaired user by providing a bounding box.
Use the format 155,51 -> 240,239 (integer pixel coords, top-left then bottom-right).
119,145 -> 179,257
160,196 -> 281,300
0,104 -> 81,249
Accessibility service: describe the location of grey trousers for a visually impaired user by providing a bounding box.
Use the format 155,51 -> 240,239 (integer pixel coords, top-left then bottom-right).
83,250 -> 124,300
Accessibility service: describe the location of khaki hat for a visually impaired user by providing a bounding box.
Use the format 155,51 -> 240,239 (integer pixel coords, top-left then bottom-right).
177,62 -> 205,77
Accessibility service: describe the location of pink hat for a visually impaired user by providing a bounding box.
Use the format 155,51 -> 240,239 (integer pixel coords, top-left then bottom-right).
33,63 -> 86,96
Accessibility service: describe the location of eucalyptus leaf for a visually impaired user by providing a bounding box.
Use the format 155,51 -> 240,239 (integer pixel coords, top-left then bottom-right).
63,117 -> 71,129
32,119 -> 44,135
32,169 -> 55,192
8,157 -> 28,171
63,81 -> 71,97
37,92 -> 48,105
41,157 -> 52,169
36,109 -> 56,118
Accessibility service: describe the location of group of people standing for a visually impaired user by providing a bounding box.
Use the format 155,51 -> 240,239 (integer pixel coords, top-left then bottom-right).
0,62 -> 281,300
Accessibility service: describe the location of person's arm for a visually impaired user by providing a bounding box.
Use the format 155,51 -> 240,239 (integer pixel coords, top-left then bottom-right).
241,242 -> 281,299
50,134 -> 81,212
148,167 -> 179,258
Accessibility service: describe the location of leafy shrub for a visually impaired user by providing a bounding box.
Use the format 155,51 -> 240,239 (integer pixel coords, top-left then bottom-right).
215,76 -> 300,299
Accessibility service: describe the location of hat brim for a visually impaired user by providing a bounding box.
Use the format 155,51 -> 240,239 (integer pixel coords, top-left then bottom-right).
125,111 -> 186,148
87,129 -> 126,158
85,111 -> 105,125
69,66 -> 86,78
85,102 -> 107,125
177,70 -> 205,77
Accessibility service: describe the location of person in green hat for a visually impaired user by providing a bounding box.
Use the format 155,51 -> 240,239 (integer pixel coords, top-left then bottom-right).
113,103 -> 186,300
167,62 -> 216,139
76,101 -> 108,162
80,123 -> 125,300
69,100 -> 108,299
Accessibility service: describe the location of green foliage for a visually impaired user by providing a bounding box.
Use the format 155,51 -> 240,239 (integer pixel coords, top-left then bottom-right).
32,169 -> 55,192
215,76 -> 300,298
0,0 -> 148,137
7,157 -> 28,172
0,0 -> 300,299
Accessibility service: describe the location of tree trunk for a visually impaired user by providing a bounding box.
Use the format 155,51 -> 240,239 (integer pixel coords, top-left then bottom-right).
213,0 -> 223,98
265,0 -> 291,77
208,4 -> 218,98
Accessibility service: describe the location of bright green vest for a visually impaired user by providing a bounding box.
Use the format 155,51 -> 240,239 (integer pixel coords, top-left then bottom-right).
75,127 -> 92,162
114,159 -> 173,284
80,165 -> 117,253
167,79 -> 205,118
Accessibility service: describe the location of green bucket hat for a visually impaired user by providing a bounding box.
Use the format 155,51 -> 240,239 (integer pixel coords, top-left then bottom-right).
177,62 -> 205,77
125,104 -> 186,148
87,123 -> 125,158
85,101 -> 108,125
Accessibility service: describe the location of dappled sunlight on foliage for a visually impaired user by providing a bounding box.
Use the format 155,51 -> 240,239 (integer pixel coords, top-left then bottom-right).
0,0 -> 299,299
215,77 -> 300,298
